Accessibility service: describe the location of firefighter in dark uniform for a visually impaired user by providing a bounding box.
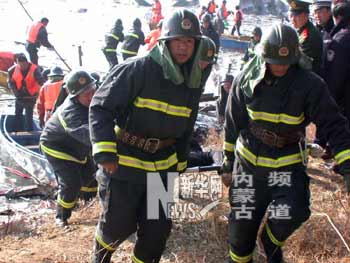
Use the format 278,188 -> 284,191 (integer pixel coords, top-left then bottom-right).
323,2 -> 350,122
25,17 -> 54,65
7,53 -> 44,131
221,24 -> 350,263
242,27 -> 262,67
102,19 -> 124,68
216,73 -> 234,124
313,0 -> 334,37
40,70 -> 98,227
201,14 -> 220,59
90,9 -> 206,263
120,18 -> 145,61
288,0 -> 323,74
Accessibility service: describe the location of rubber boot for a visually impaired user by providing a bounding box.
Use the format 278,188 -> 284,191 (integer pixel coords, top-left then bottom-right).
261,227 -> 283,263
91,240 -> 113,263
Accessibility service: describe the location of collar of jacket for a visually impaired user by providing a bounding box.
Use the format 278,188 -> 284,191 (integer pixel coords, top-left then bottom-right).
239,54 -> 266,98
149,41 -> 203,89
330,19 -> 349,37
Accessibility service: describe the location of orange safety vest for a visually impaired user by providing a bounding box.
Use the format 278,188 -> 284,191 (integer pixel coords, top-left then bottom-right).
222,5 -> 229,19
151,1 -> 163,25
42,80 -> 63,111
27,22 -> 44,44
12,64 -> 40,96
208,2 -> 216,14
234,10 -> 243,23
145,28 -> 161,51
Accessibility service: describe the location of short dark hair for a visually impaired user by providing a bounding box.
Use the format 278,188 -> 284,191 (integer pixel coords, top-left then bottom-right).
40,17 -> 49,23
15,53 -> 28,62
333,2 -> 350,19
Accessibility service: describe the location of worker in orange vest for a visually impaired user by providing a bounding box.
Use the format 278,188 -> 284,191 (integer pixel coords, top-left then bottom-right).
231,5 -> 244,36
0,52 -> 16,71
25,17 -> 54,65
145,20 -> 163,51
7,53 -> 44,131
207,0 -> 217,15
36,66 -> 65,128
150,0 -> 164,30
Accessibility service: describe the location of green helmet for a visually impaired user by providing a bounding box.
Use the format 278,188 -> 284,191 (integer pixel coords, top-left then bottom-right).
261,24 -> 300,65
158,9 -> 202,40
66,70 -> 96,98
200,36 -> 216,64
47,66 -> 64,77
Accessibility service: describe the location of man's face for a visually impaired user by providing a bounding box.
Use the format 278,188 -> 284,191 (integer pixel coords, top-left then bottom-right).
202,21 -> 210,29
18,61 -> 29,71
314,7 -> 332,26
267,63 -> 290,77
223,81 -> 232,93
289,12 -> 308,29
168,37 -> 196,65
77,84 -> 96,107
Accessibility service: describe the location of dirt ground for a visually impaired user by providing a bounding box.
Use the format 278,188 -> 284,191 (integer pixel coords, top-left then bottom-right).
0,126 -> 350,263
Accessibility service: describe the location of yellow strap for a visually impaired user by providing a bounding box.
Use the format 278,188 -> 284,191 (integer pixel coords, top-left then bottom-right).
57,110 -> 67,130
107,33 -> 119,41
95,234 -> 116,252
177,161 -> 188,171
118,153 -> 178,171
265,223 -> 285,247
93,141 -> 117,155
247,107 -> 305,125
134,97 -> 192,118
41,143 -> 87,164
80,186 -> 98,192
229,248 -> 252,263
334,149 -> 350,165
57,196 -> 75,209
132,255 -> 145,263
127,33 -> 139,39
236,140 -> 303,168
224,141 -> 235,152
104,48 -> 116,52
121,49 -> 138,55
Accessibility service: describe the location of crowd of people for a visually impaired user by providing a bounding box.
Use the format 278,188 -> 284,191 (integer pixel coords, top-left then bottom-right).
1,0 -> 350,263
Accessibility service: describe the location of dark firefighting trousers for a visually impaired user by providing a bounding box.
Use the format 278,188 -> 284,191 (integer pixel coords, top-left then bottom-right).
45,155 -> 97,221
227,164 -> 311,263
25,42 -> 39,65
102,49 -> 119,68
92,169 -> 172,263
15,98 -> 36,131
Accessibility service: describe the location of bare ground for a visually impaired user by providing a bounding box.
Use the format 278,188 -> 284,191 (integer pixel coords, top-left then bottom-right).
0,126 -> 349,263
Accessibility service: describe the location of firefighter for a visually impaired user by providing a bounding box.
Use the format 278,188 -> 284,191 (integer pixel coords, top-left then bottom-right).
7,53 -> 44,131
201,14 -> 220,57
288,0 -> 323,74
216,73 -> 234,124
36,66 -> 64,127
90,9 -> 205,263
221,24 -> 350,263
102,19 -> 124,68
40,70 -> 98,227
25,17 -> 54,65
242,27 -> 262,64
120,18 -> 145,60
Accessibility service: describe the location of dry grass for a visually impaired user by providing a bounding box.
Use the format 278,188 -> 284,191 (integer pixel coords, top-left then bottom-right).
0,125 -> 349,262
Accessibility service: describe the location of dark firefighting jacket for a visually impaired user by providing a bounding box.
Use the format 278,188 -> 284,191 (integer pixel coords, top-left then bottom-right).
90,42 -> 204,183
297,20 -> 323,74
40,97 -> 91,165
224,56 -> 350,175
103,21 -> 124,53
120,25 -> 145,56
323,25 -> 350,121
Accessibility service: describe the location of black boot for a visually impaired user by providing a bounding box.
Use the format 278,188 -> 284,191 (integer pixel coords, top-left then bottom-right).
91,240 -> 113,263
261,227 -> 283,263
55,206 -> 71,227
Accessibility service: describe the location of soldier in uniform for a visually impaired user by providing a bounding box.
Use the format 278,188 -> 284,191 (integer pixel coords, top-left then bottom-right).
221,24 -> 350,263
313,0 -> 334,37
90,10 -> 208,263
288,0 -> 323,74
40,70 -> 98,227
